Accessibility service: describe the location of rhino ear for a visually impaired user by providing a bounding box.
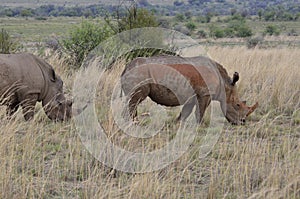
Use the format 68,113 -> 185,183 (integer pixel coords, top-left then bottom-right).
50,69 -> 56,82
231,72 -> 239,86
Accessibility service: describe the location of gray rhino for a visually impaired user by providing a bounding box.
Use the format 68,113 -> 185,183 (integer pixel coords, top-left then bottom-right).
121,55 -> 258,125
0,53 -> 73,121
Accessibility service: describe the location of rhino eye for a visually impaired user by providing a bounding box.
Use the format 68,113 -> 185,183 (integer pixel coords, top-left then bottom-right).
236,103 -> 240,107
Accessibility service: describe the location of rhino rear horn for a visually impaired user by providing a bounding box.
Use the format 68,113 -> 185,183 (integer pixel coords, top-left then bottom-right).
231,72 -> 239,86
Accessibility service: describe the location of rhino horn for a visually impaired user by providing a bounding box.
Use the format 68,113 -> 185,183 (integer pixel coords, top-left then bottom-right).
246,102 -> 259,117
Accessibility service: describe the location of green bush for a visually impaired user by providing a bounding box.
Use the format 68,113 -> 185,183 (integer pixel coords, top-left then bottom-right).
247,36 -> 264,49
61,20 -> 113,68
175,14 -> 186,22
234,24 -> 253,37
264,25 -> 281,36
0,28 -> 19,54
223,27 -> 235,37
197,30 -> 207,38
227,20 -> 253,37
185,21 -> 197,31
62,6 -> 163,68
209,20 -> 252,38
209,25 -> 225,38
196,15 -> 208,23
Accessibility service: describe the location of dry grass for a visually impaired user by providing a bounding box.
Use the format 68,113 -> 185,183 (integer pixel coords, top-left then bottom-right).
0,46 -> 299,198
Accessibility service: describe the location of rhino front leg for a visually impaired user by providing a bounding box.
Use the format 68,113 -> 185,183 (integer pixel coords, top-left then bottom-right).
20,94 -> 38,121
6,94 -> 20,119
127,86 -> 150,120
6,99 -> 20,118
195,95 -> 211,124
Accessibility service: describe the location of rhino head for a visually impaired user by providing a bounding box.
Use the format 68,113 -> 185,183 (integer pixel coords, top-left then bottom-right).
223,72 -> 258,125
40,69 -> 73,121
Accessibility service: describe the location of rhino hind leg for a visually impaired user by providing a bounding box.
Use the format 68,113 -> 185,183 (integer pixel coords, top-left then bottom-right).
127,86 -> 150,120
176,96 -> 196,122
6,99 -> 20,118
1,92 -> 19,119
20,94 -> 38,121
195,96 -> 211,123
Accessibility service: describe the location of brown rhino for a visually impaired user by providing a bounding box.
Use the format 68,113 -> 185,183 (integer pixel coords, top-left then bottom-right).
121,55 -> 258,125
0,53 -> 74,121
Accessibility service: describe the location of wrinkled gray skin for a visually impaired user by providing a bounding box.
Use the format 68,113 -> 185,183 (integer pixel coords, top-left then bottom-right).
0,53 -> 72,121
121,55 -> 258,125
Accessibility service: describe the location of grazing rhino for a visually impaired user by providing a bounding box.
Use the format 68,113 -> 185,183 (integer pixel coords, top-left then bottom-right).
121,55 -> 258,125
0,53 -> 74,121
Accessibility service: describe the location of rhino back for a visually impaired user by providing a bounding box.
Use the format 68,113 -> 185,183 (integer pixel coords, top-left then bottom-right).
123,55 -> 225,98
0,53 -> 45,100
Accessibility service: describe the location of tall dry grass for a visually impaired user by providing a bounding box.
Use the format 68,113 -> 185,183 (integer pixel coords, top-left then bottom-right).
0,46 -> 299,198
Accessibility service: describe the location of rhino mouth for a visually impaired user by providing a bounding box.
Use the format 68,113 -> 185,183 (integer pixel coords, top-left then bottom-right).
225,115 -> 246,125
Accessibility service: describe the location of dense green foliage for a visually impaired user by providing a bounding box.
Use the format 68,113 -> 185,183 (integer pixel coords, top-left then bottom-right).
264,25 -> 281,36
106,7 -> 158,34
61,7 -> 164,68
61,21 -> 113,67
209,15 -> 253,38
0,28 -> 19,54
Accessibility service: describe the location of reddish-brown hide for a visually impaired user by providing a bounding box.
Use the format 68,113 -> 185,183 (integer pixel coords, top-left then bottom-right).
121,55 -> 258,125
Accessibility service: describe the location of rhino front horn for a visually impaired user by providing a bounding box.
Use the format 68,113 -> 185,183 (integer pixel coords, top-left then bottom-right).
246,102 -> 259,117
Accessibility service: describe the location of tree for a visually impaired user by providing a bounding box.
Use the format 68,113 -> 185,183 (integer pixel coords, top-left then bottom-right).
106,5 -> 158,34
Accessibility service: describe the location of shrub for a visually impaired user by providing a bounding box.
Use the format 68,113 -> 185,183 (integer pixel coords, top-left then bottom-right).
0,28 -> 19,54
247,36 -> 264,49
209,25 -> 225,38
175,14 -> 185,22
209,20 -> 253,38
61,20 -> 113,68
228,21 -> 253,37
196,15 -> 208,23
264,25 -> 281,36
234,24 -> 253,37
20,8 -> 34,17
185,21 -> 197,31
35,16 -> 47,21
197,30 -> 207,38
287,29 -> 298,36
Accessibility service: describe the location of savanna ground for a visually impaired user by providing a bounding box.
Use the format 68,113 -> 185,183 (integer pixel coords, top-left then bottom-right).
0,17 -> 300,199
